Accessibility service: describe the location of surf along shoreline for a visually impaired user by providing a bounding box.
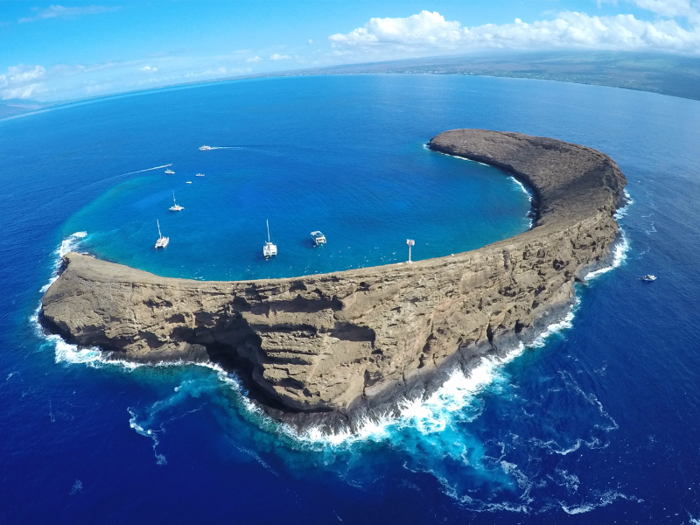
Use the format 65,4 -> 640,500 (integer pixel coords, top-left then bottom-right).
40,129 -> 627,434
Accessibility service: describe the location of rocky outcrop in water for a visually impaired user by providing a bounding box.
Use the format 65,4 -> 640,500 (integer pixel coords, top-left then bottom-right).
41,129 -> 627,432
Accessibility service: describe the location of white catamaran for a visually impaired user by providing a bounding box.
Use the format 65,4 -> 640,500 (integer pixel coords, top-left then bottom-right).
155,220 -> 169,249
263,220 -> 277,259
169,191 -> 184,212
310,231 -> 326,246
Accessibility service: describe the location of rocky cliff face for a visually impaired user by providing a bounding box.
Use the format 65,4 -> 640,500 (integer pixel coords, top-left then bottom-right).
41,129 -> 627,432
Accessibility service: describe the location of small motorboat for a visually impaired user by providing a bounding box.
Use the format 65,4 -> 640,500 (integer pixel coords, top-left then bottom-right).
310,231 -> 326,246
199,145 -> 212,151
186,181 -> 192,184
641,274 -> 657,282
196,173 -> 205,177
165,169 -> 175,175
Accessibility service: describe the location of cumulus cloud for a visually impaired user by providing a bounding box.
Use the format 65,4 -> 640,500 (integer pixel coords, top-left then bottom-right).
329,8 -> 700,56
0,65 -> 47,99
0,55 -> 258,102
270,53 -> 291,61
245,56 -> 261,63
613,0 -> 700,23
19,5 -> 121,23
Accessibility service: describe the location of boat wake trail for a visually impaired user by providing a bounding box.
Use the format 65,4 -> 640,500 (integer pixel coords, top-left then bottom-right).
199,146 -> 244,150
122,163 -> 173,176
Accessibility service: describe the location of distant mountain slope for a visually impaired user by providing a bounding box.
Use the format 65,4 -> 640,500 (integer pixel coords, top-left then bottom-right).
295,51 -> 700,102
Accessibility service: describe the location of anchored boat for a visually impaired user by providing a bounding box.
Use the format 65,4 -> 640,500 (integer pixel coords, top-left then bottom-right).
165,169 -> 175,175
641,274 -> 657,282
310,231 -> 326,246
196,173 -> 205,177
169,191 -> 184,212
155,220 -> 169,249
263,220 -> 277,259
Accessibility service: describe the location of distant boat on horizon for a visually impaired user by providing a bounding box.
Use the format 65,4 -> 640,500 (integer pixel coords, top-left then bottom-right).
155,220 -> 169,249
199,145 -> 212,151
263,220 -> 277,259
165,169 -> 175,175
169,191 -> 184,212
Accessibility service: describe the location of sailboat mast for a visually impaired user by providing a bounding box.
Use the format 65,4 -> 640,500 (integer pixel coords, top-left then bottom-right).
172,191 -> 176,206
267,220 -> 271,243
157,219 -> 162,239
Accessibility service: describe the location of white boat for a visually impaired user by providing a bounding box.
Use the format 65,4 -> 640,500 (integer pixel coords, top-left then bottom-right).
165,169 -> 175,175
641,274 -> 657,282
310,231 -> 326,246
199,145 -> 212,151
169,191 -> 184,212
186,181 -> 192,184
263,220 -> 277,259
196,173 -> 205,177
155,220 -> 169,249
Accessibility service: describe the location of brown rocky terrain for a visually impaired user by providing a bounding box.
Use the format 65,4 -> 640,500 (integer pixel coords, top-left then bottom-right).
40,129 -> 627,432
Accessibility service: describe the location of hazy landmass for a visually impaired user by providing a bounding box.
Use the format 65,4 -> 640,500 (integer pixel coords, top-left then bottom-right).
297,51 -> 700,102
4,51 -> 699,120
0,102 -> 46,119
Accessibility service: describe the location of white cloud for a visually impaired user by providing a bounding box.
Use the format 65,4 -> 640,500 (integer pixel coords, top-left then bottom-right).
329,8 -> 700,56
245,56 -> 261,63
270,53 -> 291,61
0,55 -> 260,102
0,65 -> 47,99
614,0 -> 700,24
308,39 -> 314,44
19,5 -> 121,23
330,11 -> 461,46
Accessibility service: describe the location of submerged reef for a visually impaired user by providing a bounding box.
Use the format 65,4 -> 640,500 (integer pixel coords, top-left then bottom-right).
41,129 -> 627,433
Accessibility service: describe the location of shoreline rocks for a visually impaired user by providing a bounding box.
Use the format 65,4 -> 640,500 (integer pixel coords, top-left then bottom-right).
41,129 -> 627,433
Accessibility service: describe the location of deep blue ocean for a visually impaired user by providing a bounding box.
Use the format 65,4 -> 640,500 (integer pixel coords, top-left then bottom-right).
2,74 -> 700,524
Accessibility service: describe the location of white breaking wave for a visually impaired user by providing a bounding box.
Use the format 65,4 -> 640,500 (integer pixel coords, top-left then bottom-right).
582,190 -> 632,281
584,228 -> 629,281
560,490 -> 643,515
614,190 -> 633,220
39,231 -> 87,293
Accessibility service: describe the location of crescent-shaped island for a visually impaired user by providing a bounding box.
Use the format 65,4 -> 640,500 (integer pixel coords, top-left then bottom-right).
40,129 -> 627,433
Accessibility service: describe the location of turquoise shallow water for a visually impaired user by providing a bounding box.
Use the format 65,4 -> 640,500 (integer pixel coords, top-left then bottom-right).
58,78 -> 530,280
3,74 -> 700,524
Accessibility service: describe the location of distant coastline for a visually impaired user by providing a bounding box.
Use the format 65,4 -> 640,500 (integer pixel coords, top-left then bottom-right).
4,50 -> 699,121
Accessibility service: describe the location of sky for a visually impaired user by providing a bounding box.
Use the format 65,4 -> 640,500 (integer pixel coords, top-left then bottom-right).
1,0 -> 700,103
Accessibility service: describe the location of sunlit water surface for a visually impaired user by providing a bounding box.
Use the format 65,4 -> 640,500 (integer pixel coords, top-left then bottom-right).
2,75 -> 700,524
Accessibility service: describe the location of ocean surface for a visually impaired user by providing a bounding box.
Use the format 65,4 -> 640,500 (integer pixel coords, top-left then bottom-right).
1,75 -> 700,524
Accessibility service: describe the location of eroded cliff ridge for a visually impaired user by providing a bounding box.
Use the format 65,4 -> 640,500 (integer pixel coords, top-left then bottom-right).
41,129 -> 627,432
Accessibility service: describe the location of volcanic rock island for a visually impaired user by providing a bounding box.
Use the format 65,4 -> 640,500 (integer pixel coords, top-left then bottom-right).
41,129 -> 627,432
